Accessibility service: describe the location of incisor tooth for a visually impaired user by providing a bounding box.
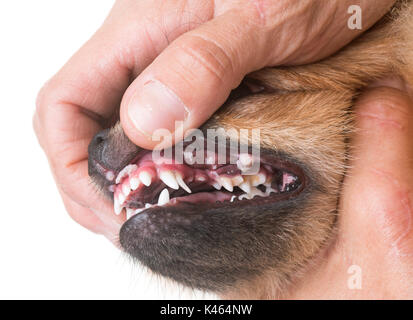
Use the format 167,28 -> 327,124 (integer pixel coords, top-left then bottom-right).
130,177 -> 140,190
158,188 -> 170,205
160,171 -> 179,190
220,177 -> 233,192
139,171 -> 152,186
176,173 -> 191,193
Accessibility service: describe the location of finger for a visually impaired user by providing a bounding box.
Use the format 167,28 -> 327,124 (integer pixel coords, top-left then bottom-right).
120,10 -> 271,149
340,82 -> 413,270
34,1 -> 213,230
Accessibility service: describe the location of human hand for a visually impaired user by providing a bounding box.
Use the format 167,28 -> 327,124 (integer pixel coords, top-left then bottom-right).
34,0 -> 394,240
284,81 -> 413,299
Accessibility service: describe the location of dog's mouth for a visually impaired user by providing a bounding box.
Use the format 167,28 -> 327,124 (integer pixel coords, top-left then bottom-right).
107,145 -> 306,220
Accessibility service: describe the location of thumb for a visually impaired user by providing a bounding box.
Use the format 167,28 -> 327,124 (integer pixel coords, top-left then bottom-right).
339,80 -> 413,288
120,11 -> 269,150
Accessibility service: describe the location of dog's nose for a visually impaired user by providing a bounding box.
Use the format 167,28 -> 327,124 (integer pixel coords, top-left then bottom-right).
89,129 -> 110,151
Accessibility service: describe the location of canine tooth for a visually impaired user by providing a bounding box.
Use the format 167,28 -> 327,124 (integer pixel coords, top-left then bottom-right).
239,182 -> 251,193
176,173 -> 191,193
230,195 -> 236,202
122,183 -> 130,197
220,177 -> 233,192
232,175 -> 244,186
126,208 -> 134,219
114,197 -> 123,215
158,188 -> 170,206
118,192 -> 126,205
160,171 -> 179,190
139,171 -> 152,186
130,177 -> 140,190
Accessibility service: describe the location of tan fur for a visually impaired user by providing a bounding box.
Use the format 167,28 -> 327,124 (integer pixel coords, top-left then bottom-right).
205,1 -> 413,298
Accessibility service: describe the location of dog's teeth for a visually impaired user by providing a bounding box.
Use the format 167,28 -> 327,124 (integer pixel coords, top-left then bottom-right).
237,153 -> 253,172
249,173 -> 266,186
126,208 -> 134,219
176,173 -> 191,193
114,197 -> 123,215
220,177 -> 233,192
130,177 -> 140,190
158,188 -> 170,206
139,171 -> 152,186
238,186 -> 266,200
232,175 -> 244,186
122,183 -> 130,197
160,170 -> 179,190
115,164 -> 137,183
230,195 -> 236,202
118,192 -> 126,205
239,181 -> 251,193
212,182 -> 222,190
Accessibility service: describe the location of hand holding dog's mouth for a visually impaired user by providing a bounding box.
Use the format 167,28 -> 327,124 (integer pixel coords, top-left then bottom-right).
33,0 -> 413,298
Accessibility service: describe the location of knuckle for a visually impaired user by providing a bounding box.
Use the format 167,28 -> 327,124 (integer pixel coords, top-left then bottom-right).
174,33 -> 236,84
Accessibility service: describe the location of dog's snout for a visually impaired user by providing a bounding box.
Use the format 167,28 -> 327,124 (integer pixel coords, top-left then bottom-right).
90,129 -> 109,151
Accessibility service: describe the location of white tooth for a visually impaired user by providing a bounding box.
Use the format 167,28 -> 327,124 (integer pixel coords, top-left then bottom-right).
126,208 -> 134,219
176,173 -> 191,193
249,173 -> 266,186
115,164 -> 138,184
160,171 -> 179,190
230,195 -> 236,203
232,175 -> 243,186
130,177 -> 140,190
158,188 -> 170,206
220,177 -> 233,192
238,186 -> 266,201
239,181 -> 251,193
212,182 -> 222,190
114,197 -> 123,215
118,192 -> 126,205
122,184 -> 130,197
145,203 -> 152,208
139,171 -> 152,186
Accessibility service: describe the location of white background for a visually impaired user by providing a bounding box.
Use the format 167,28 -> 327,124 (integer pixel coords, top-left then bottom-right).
0,0 -> 211,299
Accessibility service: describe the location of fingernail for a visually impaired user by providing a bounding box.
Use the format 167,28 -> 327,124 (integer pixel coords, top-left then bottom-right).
127,80 -> 189,138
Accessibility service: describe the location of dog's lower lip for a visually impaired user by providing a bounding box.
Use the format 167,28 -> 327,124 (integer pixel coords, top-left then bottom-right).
108,147 -> 306,220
